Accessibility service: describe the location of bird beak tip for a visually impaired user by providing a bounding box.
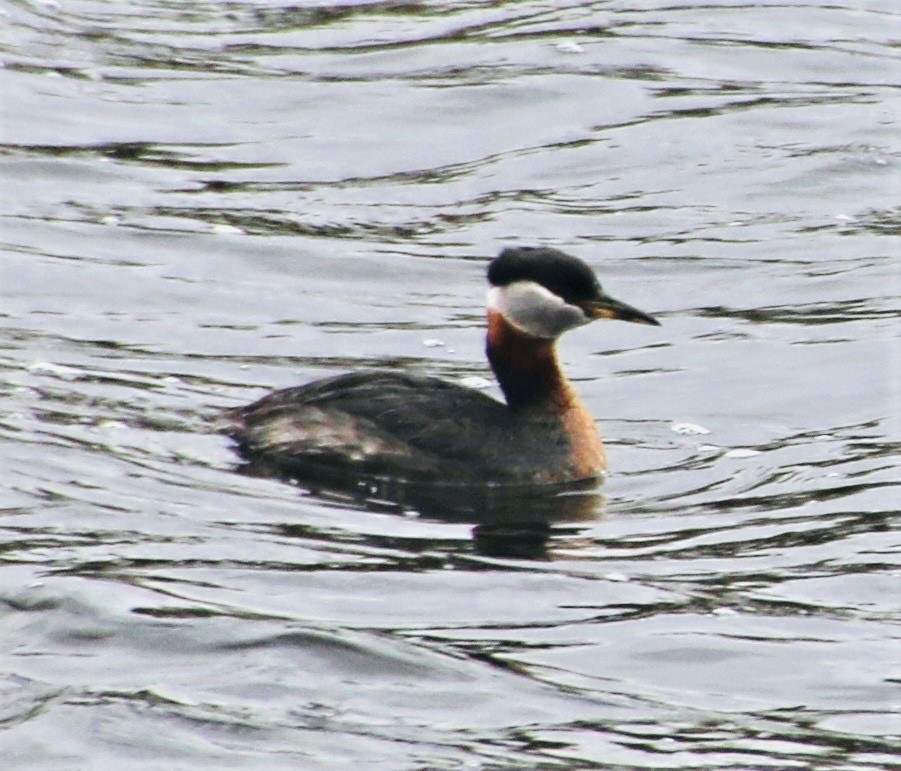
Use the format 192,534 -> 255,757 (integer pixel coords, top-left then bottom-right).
586,298 -> 660,327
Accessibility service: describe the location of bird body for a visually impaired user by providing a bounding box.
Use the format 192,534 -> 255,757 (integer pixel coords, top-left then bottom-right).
220,247 -> 659,486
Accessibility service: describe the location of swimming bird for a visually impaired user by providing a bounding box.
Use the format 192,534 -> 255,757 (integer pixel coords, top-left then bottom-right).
220,246 -> 659,486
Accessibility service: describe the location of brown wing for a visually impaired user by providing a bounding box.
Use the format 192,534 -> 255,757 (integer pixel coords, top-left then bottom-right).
218,370 -> 518,482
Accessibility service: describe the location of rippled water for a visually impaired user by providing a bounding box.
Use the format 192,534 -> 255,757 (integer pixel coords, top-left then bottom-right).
1,1 -> 899,768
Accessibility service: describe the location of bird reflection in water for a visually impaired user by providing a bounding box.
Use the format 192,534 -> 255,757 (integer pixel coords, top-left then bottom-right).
221,247 -> 657,557
237,456 -> 605,559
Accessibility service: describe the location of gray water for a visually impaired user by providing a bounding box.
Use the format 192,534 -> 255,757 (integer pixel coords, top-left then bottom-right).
1,1 -> 899,768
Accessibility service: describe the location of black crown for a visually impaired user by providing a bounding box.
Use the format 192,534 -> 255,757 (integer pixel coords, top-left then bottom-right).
488,247 -> 602,304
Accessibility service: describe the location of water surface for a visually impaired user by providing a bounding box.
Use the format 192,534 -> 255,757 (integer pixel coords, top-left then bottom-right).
1,1 -> 899,768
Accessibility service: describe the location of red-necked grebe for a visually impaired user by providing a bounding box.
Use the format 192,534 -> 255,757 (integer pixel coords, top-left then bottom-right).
220,246 -> 659,485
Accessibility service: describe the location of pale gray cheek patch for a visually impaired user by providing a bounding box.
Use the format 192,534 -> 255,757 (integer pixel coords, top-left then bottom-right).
508,298 -> 585,338
495,282 -> 588,339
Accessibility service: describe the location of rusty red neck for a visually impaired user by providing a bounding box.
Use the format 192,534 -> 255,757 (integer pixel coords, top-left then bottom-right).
486,309 -> 574,411
485,309 -> 606,478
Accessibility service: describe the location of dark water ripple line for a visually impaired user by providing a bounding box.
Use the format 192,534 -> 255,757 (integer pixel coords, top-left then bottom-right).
2,331 -> 465,380
687,479 -> 897,517
21,512 -> 884,627
0,1 -> 598,79
697,300 -> 900,325
635,434 -> 896,505
419,649 -> 901,767
0,140 -> 263,169
0,681 -> 69,733
634,464 -> 894,514
5,0 -> 898,97
563,711 -> 901,771
592,505 -> 894,552
4,597 -> 625,732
